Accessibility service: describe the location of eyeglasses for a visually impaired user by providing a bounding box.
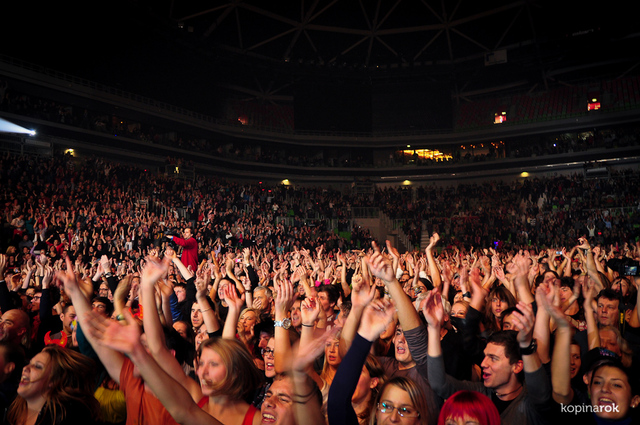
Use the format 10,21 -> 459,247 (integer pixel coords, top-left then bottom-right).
377,402 -> 419,418
261,348 -> 275,356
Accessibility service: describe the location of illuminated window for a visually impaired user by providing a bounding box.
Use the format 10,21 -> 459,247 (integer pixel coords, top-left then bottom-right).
400,149 -> 452,161
494,111 -> 507,124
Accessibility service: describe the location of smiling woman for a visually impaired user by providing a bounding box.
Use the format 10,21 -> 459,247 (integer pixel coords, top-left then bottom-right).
7,345 -> 100,425
587,360 -> 640,422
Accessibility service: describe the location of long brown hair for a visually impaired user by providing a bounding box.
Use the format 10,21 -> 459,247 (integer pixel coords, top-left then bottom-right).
7,345 -> 100,424
197,337 -> 263,401
357,355 -> 386,423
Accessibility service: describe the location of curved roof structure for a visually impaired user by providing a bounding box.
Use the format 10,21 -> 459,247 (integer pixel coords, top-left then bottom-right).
2,1 -> 639,120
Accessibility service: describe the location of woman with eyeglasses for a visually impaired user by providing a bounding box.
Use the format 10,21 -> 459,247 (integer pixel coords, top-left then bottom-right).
251,336 -> 276,408
373,377 -> 429,425
328,298 -> 430,425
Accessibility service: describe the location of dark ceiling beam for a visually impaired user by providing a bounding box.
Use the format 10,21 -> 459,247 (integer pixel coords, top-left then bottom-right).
413,29 -> 445,61
238,3 -> 301,27
235,7 -> 244,49
493,5 -> 525,50
177,4 -> 231,22
330,36 -> 370,63
202,3 -> 237,38
246,27 -> 298,52
283,0 -> 321,60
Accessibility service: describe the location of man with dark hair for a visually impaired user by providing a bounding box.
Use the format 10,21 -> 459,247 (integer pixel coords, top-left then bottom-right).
167,227 -> 198,273
91,296 -> 114,318
500,306 -> 522,331
316,284 -> 340,328
425,293 -> 552,425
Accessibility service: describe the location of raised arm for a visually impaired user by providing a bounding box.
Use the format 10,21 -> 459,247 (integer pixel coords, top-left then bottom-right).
510,251 -> 535,304
57,257 -> 124,384
369,241 -> 421,332
537,284 -> 574,404
512,301 -> 543,373
582,279 -> 600,350
224,255 -> 245,296
338,268 -> 377,356
84,309 -> 221,425
167,248 -> 193,281
532,283 -> 553,364
272,279 -> 294,374
139,254 -> 201,399
291,326 -> 338,425
220,284 -> 245,340
328,298 -> 395,425
195,264 -> 220,334
337,252 -> 351,298
425,233 -> 442,290
578,237 -> 604,293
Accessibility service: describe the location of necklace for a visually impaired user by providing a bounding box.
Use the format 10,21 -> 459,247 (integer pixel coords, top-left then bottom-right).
495,385 -> 523,398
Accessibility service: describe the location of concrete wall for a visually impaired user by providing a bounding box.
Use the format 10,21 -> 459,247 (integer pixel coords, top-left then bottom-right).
353,217 -> 399,247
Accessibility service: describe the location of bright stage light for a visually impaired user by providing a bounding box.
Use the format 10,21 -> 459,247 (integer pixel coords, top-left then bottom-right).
0,117 -> 35,135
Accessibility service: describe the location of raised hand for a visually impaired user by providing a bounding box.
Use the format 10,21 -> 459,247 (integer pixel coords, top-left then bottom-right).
141,255 -> 170,289
292,327 -> 339,373
426,232 -> 440,251
300,297 -> 320,327
350,271 -> 377,310
577,236 -> 590,250
84,309 -> 141,356
222,284 -> 245,311
274,279 -> 294,318
367,242 -> 395,283
56,257 -> 80,298
358,298 -> 396,342
42,265 -> 54,289
385,240 -> 400,260
536,283 -> 570,328
421,289 -> 444,329
510,301 -> 536,346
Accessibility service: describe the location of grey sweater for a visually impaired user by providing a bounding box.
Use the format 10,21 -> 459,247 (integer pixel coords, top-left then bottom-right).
426,351 -> 553,425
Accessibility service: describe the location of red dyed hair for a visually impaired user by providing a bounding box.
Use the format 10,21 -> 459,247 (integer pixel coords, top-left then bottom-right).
437,390 -> 500,425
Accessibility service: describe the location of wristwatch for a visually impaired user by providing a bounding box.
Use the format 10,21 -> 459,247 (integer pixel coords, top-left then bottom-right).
274,318 -> 291,330
520,338 -> 537,356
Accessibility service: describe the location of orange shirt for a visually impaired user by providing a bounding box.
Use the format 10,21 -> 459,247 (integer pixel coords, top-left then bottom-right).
120,358 -> 179,425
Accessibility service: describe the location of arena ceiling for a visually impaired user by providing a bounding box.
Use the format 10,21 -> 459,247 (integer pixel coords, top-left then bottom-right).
163,1 -> 640,94
2,1 -> 639,114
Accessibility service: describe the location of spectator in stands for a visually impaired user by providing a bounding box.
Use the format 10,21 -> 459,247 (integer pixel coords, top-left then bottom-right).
167,227 -> 198,273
